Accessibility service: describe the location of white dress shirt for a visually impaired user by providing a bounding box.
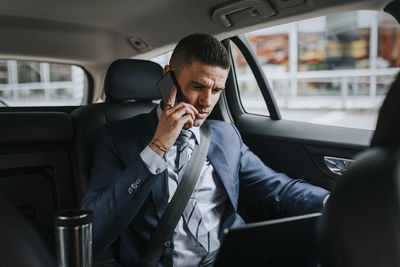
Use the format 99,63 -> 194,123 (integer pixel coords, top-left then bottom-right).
140,105 -> 227,266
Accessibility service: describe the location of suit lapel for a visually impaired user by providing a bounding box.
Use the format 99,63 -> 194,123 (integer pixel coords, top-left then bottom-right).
207,124 -> 238,211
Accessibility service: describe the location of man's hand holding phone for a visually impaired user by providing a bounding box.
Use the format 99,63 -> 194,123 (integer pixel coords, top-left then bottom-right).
149,85 -> 198,157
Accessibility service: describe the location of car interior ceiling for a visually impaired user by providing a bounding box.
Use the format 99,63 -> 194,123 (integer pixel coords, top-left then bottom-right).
0,0 -> 397,265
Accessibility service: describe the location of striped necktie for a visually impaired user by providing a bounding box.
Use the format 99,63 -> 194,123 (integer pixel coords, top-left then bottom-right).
176,130 -> 192,180
175,130 -> 210,252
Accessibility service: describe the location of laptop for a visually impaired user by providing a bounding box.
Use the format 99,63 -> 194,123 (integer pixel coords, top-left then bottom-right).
212,213 -> 322,267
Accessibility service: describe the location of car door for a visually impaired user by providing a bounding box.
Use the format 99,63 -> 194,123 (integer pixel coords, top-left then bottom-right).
224,34 -> 372,186
213,9 -> 399,222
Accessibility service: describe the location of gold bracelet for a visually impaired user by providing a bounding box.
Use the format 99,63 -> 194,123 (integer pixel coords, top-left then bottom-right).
150,139 -> 168,153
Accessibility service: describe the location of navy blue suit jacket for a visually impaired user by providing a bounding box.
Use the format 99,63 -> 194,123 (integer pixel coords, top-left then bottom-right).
81,108 -> 329,266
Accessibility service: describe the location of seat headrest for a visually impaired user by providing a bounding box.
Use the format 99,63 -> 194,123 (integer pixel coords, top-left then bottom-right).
104,59 -> 163,103
320,147 -> 400,267
371,72 -> 400,147
384,0 -> 400,24
0,198 -> 56,266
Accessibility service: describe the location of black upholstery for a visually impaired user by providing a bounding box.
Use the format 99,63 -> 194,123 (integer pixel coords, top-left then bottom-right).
320,73 -> 400,266
105,59 -> 162,102
0,112 -> 76,253
0,198 -> 56,267
370,72 -> 400,147
384,0 -> 400,24
320,147 -> 400,267
71,59 -> 163,204
0,112 -> 72,145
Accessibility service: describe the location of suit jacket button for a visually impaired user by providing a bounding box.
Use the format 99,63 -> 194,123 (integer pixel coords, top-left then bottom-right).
164,240 -> 171,248
128,187 -> 133,194
131,183 -> 138,189
135,178 -> 141,184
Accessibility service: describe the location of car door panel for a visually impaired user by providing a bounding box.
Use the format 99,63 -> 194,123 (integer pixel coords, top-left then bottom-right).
235,114 -> 372,189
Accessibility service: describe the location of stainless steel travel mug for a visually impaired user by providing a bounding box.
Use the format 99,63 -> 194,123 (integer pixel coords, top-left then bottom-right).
55,209 -> 93,267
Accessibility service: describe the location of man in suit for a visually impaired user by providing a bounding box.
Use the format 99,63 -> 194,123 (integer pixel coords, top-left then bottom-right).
81,33 -> 330,267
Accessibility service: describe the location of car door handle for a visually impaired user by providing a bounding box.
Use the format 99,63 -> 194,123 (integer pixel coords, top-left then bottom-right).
324,156 -> 355,176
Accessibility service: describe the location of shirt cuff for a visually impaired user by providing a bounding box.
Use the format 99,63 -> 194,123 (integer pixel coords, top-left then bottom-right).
140,145 -> 168,175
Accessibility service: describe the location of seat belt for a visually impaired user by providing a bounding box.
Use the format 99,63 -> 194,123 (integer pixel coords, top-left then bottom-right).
141,121 -> 211,267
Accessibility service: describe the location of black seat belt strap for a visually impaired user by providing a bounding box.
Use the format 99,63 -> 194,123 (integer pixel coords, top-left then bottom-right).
141,121 -> 211,267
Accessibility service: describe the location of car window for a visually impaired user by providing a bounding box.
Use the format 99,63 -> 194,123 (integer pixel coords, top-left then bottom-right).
231,42 -> 269,116
236,10 -> 400,130
151,51 -> 172,68
0,59 -> 88,107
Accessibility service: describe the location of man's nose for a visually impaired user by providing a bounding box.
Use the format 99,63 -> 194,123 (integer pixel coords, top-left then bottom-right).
199,90 -> 212,107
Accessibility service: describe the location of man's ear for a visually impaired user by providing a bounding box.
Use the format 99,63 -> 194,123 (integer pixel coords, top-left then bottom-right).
163,65 -> 172,75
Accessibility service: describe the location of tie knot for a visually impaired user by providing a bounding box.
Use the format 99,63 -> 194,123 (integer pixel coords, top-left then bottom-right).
177,130 -> 192,144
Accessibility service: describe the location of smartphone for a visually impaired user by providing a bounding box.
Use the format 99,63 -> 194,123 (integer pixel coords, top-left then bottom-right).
157,71 -> 184,105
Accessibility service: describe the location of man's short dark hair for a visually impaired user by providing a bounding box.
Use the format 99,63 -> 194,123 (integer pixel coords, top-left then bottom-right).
170,33 -> 230,74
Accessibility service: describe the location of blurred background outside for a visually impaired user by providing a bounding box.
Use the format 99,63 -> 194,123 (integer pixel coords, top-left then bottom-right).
233,10 -> 400,130
0,61 -> 87,106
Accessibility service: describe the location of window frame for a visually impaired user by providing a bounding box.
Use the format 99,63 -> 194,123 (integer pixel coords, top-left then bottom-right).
0,59 -> 93,107
227,35 -> 281,120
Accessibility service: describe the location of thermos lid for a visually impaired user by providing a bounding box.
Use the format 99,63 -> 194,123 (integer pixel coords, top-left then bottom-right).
55,209 -> 92,227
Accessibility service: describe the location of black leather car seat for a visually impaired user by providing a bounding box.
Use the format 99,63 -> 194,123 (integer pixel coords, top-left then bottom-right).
320,72 -> 400,267
370,72 -> 400,147
71,59 -> 162,204
0,198 -> 56,267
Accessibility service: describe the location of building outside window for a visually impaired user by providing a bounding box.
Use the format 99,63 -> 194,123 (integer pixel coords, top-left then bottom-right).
233,10 -> 400,130
0,60 -> 88,106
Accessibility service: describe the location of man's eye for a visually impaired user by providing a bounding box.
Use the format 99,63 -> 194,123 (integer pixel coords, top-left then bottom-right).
213,88 -> 222,93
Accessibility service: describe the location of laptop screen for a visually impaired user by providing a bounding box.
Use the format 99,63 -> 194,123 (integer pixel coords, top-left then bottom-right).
213,213 -> 322,267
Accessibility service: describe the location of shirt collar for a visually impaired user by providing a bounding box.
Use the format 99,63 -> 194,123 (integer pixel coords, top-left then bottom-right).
156,104 -> 200,144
